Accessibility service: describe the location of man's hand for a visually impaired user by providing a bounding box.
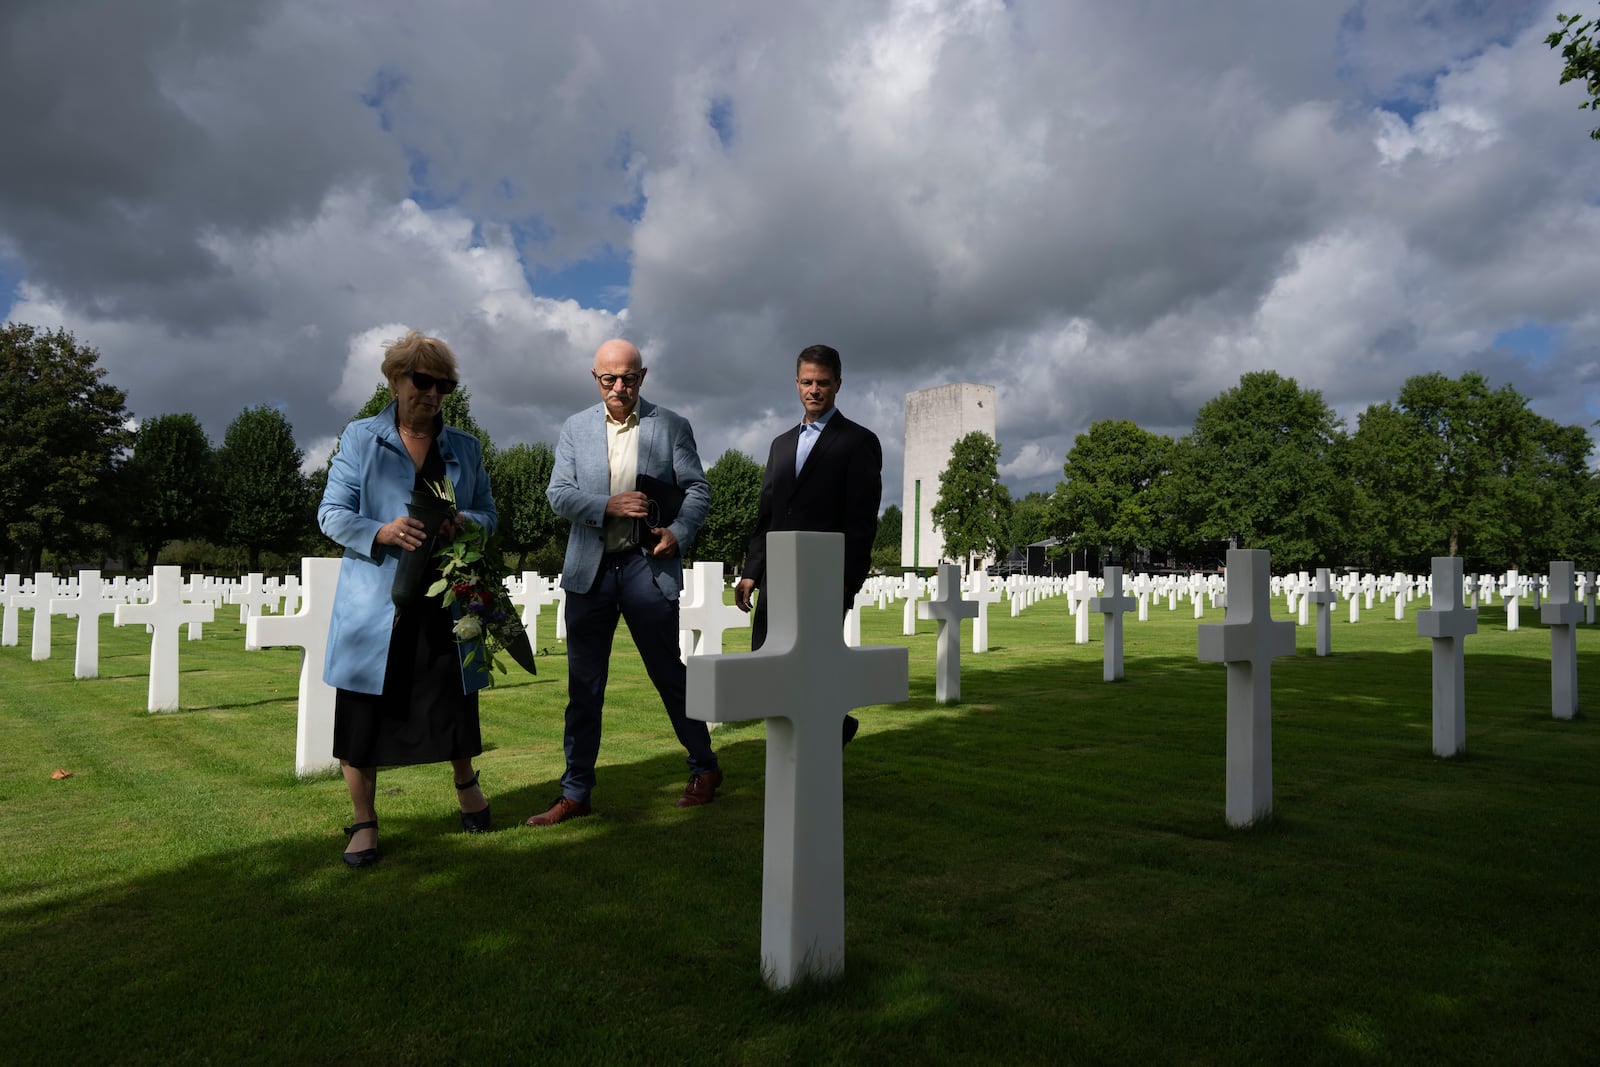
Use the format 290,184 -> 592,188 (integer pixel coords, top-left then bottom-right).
605,490 -> 649,518
734,577 -> 756,613
649,527 -> 679,559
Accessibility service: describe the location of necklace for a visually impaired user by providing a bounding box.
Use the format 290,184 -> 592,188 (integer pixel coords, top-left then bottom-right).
398,425 -> 434,440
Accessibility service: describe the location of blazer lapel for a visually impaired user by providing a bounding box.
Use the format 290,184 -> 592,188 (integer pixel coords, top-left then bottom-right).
793,414 -> 844,489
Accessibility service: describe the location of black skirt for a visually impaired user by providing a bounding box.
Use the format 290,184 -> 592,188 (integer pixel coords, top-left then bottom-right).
332,599 -> 482,768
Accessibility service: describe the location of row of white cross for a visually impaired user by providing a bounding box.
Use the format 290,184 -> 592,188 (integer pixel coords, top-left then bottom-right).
5,542 -> 1590,992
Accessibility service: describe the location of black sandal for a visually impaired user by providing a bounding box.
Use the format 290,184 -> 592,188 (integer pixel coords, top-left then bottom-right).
455,771 -> 491,834
343,819 -> 380,868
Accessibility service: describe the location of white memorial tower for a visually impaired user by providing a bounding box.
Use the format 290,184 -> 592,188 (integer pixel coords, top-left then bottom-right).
901,382 -> 996,569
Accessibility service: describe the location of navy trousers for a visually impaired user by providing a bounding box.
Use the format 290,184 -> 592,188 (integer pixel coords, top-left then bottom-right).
561,551 -> 718,802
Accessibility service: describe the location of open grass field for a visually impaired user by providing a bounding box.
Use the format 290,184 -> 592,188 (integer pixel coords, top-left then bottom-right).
2,588 -> 1597,1064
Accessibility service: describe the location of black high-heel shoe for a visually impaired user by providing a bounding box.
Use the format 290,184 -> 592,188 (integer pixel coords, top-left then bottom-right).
455,771 -> 491,833
343,819 -> 380,868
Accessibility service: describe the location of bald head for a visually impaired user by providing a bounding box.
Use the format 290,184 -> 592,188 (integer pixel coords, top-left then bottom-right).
592,338 -> 646,420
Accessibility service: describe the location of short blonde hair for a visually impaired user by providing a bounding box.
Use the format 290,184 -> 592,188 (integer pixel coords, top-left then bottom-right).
381,329 -> 459,385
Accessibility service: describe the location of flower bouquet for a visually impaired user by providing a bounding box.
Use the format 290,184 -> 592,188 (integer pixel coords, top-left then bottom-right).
427,519 -> 538,681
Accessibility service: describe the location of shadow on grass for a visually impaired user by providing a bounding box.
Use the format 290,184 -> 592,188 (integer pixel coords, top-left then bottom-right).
3,614 -> 1599,1062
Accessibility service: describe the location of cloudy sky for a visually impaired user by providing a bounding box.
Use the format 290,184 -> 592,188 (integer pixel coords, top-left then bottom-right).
2,0 -> 1596,503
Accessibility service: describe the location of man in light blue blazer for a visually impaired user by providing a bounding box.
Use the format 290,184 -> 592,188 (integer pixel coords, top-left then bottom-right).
526,338 -> 721,826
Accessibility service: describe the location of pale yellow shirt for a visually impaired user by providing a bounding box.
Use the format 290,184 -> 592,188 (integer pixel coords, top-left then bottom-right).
603,409 -> 640,552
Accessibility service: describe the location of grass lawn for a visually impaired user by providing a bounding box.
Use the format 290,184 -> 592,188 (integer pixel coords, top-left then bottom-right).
1,586 -> 1597,1064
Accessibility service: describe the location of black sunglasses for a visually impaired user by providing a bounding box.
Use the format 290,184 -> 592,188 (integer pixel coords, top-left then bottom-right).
406,370 -> 457,394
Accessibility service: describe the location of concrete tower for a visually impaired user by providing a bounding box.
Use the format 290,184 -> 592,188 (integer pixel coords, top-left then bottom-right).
902,382 -> 996,568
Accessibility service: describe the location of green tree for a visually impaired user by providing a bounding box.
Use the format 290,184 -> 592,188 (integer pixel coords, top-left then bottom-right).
931,431 -> 1012,568
0,323 -> 131,571
1178,370 -> 1348,571
1008,492 -> 1054,551
490,442 -> 565,570
1345,401 -> 1437,570
125,413 -> 217,570
1053,419 -> 1174,565
216,406 -> 311,571
1548,6 -> 1600,139
696,448 -> 764,572
871,502 -> 903,572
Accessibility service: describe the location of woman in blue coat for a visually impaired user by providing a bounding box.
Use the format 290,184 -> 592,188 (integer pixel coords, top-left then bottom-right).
319,330 -> 498,867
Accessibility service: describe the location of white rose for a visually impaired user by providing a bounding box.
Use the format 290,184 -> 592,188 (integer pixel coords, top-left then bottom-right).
452,615 -> 484,640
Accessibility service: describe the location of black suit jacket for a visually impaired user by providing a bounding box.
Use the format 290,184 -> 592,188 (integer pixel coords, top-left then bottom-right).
741,410 -> 882,609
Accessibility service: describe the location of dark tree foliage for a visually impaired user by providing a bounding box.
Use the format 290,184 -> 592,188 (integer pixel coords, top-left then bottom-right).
696,448 -> 764,572
871,503 -> 903,573
126,413 -> 217,570
1176,371 -> 1348,571
1007,492 -> 1054,551
1052,419 -> 1175,565
931,431 -> 1012,567
1366,371 -> 1592,569
490,442 -> 565,571
0,323 -> 130,570
216,406 -> 311,571
1548,6 -> 1600,139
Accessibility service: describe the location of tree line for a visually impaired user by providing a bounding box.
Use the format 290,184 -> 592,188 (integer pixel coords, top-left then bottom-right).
7,324 -> 1592,578
932,369 -> 1597,574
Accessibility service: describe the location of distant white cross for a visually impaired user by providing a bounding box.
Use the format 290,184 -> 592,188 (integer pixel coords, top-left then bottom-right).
1197,549 -> 1297,828
1089,566 -> 1137,682
1416,557 -> 1478,757
1542,561 -> 1583,721
968,568 -> 1001,653
247,557 -> 342,776
918,564 -> 979,704
686,531 -> 908,990
677,562 -> 750,659
50,569 -> 121,679
11,572 -> 57,661
1309,568 -> 1337,657
114,566 -> 216,712
1503,570 -> 1521,631
0,573 -> 21,646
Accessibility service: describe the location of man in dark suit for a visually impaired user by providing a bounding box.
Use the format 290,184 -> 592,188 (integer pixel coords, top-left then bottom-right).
735,344 -> 883,746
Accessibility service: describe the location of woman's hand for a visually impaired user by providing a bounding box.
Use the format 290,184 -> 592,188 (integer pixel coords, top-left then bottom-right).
378,515 -> 428,551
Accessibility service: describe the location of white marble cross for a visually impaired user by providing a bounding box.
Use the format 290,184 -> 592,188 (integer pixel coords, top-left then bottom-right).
1070,570 -> 1092,644
901,572 -> 922,636
918,564 -> 979,704
247,557 -> 342,776
114,566 -> 216,712
11,572 -> 56,660
50,569 -> 121,679
0,573 -> 21,646
1309,568 -> 1337,657
1197,549 -> 1297,828
686,531 -> 908,990
1503,569 -> 1521,631
843,588 -> 875,648
677,562 -> 750,659
1541,561 -> 1582,721
1089,566 -> 1137,682
229,572 -> 281,636
1583,571 -> 1596,626
1131,572 -> 1154,622
506,570 -> 556,649
968,568 -> 1002,653
1416,557 -> 1477,757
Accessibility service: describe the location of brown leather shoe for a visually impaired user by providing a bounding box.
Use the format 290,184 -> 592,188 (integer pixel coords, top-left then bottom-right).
525,795 -> 592,827
675,769 -> 723,808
